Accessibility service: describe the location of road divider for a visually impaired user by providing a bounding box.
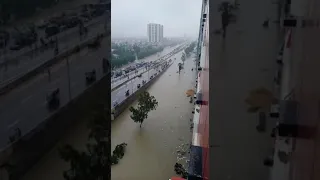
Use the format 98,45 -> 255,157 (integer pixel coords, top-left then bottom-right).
112,62 -> 173,119
111,45 -> 185,92
0,32 -> 108,96
112,46 -> 185,119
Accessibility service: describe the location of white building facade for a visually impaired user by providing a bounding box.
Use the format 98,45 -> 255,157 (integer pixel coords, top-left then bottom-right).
147,23 -> 163,43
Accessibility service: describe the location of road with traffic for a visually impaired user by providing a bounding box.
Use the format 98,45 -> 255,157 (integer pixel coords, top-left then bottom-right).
0,38 -> 182,149
111,46 -> 186,107
111,67 -> 159,107
0,17 -> 106,84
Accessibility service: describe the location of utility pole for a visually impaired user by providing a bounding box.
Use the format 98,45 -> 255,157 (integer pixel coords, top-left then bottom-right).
147,66 -> 150,81
66,56 -> 71,101
131,78 -> 134,93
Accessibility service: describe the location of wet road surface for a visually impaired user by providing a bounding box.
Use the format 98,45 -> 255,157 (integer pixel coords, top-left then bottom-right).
0,18 -> 106,83
209,0 -> 280,179
0,38 -> 179,149
111,51 -> 183,107
21,53 -> 196,180
111,68 -> 158,107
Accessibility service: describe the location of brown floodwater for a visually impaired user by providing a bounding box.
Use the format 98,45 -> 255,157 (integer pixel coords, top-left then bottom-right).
111,53 -> 196,180
21,52 -> 196,180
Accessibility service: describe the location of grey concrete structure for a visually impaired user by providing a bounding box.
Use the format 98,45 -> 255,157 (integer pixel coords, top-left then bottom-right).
274,0 -> 320,179
209,0 -> 280,179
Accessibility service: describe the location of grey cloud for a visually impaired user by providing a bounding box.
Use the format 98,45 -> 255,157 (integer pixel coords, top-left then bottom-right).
111,0 -> 202,38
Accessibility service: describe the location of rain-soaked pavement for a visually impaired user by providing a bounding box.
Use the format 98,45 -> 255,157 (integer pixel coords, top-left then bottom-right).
21,53 -> 197,180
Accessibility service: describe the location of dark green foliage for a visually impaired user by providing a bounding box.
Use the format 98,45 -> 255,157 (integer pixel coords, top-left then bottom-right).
184,42 -> 196,56
59,105 -> 111,180
129,91 -> 158,127
132,44 -> 140,54
110,143 -> 127,165
111,43 -> 136,68
136,45 -> 164,59
181,52 -> 186,62
111,43 -> 164,68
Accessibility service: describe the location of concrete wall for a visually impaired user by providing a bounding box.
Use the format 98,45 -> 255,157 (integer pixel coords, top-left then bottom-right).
113,61 -> 173,119
0,73 -> 111,180
0,32 -> 108,96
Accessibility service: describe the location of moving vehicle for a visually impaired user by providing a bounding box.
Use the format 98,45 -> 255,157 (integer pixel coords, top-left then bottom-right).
137,74 -> 142,78
125,90 -> 130,96
46,88 -> 60,110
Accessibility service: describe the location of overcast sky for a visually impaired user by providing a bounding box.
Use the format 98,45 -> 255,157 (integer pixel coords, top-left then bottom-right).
111,0 -> 202,38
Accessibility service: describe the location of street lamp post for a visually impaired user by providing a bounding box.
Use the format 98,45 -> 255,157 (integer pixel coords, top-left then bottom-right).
147,66 -> 150,81
131,78 -> 134,93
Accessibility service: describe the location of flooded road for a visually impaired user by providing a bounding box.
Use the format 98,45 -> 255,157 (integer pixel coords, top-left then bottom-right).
21,53 -> 196,180
111,55 -> 196,180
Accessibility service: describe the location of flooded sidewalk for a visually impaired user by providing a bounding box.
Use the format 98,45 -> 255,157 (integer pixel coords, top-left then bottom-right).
21,55 -> 197,180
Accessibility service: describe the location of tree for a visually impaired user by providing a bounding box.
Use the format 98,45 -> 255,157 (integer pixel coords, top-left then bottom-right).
59,105 -> 111,180
184,42 -> 196,56
129,91 -> 158,128
133,44 -> 140,54
181,52 -> 186,64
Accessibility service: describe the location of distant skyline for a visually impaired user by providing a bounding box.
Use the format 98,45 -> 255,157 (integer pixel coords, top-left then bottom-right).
111,0 -> 202,38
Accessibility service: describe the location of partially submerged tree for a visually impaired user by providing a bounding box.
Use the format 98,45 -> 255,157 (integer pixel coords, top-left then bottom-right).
129,91 -> 158,127
181,52 -> 186,64
110,143 -> 128,165
184,42 -> 196,56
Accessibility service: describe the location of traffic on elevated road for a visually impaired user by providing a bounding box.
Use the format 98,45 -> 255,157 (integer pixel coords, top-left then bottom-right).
111,51 -> 182,108
0,16 -> 108,84
0,39 -> 184,149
